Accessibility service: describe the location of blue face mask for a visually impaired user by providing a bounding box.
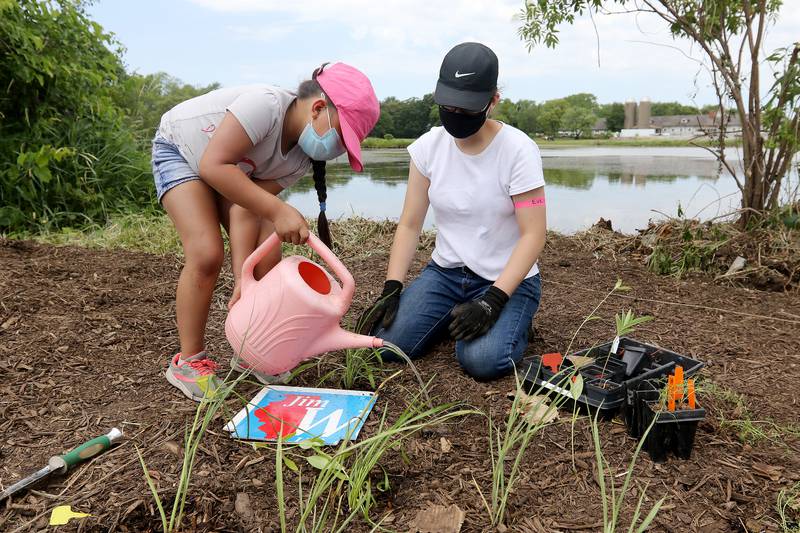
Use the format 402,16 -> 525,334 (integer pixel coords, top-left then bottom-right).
298,100 -> 346,161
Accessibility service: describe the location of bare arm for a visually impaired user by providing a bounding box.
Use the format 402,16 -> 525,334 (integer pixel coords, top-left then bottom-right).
386,161 -> 431,282
493,186 -> 546,295
199,111 -> 308,243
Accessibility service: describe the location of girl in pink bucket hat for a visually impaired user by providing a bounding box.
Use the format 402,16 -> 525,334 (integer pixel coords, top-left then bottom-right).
152,62 -> 379,401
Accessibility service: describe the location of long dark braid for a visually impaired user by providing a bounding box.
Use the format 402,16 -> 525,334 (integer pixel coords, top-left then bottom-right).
311,160 -> 331,248
297,63 -> 333,249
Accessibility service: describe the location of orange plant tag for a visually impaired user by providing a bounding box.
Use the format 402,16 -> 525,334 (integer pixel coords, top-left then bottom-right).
667,375 -> 675,411
687,379 -> 696,409
541,353 -> 563,374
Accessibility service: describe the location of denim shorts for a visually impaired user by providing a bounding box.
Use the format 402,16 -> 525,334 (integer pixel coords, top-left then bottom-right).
151,134 -> 200,202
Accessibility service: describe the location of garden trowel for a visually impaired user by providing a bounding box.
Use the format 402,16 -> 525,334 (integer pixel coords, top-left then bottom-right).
0,428 -> 123,501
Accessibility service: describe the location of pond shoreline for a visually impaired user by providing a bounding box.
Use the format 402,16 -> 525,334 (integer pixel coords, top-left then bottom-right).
361,136 -> 744,150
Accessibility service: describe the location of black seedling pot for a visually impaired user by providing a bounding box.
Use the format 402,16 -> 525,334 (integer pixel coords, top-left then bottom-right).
621,346 -> 647,376
641,401 -> 706,462
579,358 -> 626,383
624,380 -> 660,439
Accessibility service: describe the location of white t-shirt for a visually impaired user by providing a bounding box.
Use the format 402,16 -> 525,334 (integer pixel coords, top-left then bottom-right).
408,124 -> 545,281
157,85 -> 311,189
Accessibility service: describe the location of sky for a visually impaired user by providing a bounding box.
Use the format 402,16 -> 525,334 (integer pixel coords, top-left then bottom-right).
89,0 -> 800,106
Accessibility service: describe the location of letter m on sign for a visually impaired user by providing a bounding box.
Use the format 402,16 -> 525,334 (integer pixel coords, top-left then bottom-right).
298,408 -> 360,440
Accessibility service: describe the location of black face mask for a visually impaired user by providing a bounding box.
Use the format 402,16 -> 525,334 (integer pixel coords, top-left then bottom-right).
439,107 -> 487,139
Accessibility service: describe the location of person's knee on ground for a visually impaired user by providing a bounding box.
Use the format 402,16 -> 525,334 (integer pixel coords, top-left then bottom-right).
456,331 -> 527,381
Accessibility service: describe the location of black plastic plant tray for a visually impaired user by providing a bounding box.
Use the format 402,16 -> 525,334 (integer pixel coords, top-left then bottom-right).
571,338 -> 704,379
519,337 -> 704,420
520,357 -> 624,420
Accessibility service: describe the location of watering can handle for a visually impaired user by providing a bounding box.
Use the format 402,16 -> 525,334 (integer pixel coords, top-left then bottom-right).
240,233 -> 355,313
241,232 -> 281,296
307,233 -> 355,314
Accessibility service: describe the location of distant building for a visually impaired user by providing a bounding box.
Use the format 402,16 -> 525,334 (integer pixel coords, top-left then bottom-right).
619,100 -> 742,138
624,100 -> 637,129
636,98 -> 651,129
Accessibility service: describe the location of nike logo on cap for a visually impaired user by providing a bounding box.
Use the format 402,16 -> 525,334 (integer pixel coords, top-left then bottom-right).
454,71 -> 476,78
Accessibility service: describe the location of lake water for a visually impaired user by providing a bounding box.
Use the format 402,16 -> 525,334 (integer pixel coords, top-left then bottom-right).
282,147 -> 799,234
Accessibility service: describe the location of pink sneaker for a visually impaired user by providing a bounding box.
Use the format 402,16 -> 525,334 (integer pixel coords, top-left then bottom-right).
165,351 -> 221,402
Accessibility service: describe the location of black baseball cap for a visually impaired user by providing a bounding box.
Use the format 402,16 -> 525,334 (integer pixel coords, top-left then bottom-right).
434,42 -> 498,112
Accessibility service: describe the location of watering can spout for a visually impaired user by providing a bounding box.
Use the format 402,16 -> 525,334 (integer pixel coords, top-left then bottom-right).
319,328 -> 384,354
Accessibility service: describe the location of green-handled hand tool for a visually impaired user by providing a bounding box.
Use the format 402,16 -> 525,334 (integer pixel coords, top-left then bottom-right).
0,428 -> 123,501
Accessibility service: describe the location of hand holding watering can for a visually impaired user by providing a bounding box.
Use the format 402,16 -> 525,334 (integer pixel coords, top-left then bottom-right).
225,232 -> 383,376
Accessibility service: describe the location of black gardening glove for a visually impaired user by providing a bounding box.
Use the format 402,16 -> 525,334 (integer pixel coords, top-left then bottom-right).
358,280 -> 403,334
449,286 -> 509,341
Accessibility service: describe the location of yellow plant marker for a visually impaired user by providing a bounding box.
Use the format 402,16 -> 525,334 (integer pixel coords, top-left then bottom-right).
50,505 -> 91,525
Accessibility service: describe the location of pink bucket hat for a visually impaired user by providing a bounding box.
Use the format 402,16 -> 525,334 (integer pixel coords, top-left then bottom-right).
316,63 -> 379,172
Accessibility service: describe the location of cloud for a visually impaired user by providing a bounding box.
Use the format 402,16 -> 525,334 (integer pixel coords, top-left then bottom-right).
224,25 -> 296,42
191,0 -> 800,103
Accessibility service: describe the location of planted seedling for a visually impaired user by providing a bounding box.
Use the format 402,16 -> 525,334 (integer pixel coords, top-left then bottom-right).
475,365 -> 579,526
641,367 -> 706,461
593,379 -> 620,391
598,309 -> 653,383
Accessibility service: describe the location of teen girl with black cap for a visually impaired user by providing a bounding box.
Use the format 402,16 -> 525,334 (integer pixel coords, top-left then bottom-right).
361,43 -> 546,380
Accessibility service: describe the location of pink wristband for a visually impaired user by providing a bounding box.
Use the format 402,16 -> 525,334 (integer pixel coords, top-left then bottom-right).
514,197 -> 546,209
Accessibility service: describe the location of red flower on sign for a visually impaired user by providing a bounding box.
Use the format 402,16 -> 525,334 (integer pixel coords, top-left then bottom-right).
254,394 -> 319,439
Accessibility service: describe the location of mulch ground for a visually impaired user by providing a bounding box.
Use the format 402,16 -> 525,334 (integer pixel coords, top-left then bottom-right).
1,231 -> 799,532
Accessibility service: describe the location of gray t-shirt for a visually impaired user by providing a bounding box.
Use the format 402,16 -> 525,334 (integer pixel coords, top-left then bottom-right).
157,85 -> 311,189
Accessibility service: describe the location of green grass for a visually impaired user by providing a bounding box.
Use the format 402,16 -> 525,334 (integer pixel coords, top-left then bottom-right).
476,369 -> 576,526
17,212 -> 181,255
137,366 -> 251,532
590,408 -> 664,533
777,482 -> 800,532
16,213 -> 420,263
703,381 -> 800,444
273,383 -> 478,531
361,137 -> 415,149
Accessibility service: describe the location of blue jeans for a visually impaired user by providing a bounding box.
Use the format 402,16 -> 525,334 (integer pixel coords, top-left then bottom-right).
376,261 -> 542,381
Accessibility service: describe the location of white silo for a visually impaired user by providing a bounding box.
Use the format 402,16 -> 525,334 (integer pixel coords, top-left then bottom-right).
636,98 -> 651,129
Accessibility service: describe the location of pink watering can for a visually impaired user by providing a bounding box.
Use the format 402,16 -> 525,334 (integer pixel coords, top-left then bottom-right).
225,232 -> 383,376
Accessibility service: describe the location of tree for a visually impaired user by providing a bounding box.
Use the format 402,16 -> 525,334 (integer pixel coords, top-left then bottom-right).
517,0 -> 800,225
391,94 -> 435,138
492,98 -> 519,125
598,102 -> 625,131
538,98 -> 568,137
370,102 -> 396,138
563,92 -> 599,112
650,101 -> 701,116
516,100 -> 540,135
562,106 -> 597,138
115,72 -> 220,136
0,0 -> 151,231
